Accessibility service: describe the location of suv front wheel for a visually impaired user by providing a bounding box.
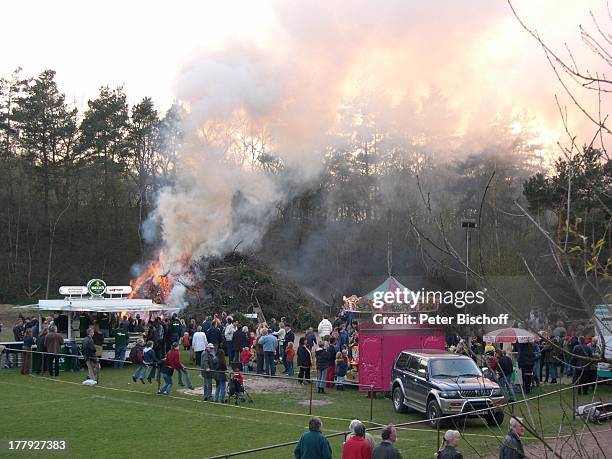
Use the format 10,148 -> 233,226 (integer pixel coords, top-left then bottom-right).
485,410 -> 504,426
392,386 -> 407,413
427,399 -> 447,428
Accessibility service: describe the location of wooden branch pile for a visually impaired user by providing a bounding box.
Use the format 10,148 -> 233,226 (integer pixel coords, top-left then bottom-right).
183,252 -> 320,328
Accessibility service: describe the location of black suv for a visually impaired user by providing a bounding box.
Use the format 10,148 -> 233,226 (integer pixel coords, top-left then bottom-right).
391,350 -> 505,427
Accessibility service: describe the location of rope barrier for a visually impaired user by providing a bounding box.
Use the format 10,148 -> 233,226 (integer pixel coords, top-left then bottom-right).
2,346 -> 374,388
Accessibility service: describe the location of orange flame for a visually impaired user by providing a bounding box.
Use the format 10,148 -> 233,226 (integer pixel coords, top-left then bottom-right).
129,259 -> 175,304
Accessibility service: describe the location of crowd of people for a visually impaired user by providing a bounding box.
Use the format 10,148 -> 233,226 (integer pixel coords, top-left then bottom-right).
135,312 -> 355,400
5,306 -> 604,404
6,310 -> 359,399
445,311 -> 603,400
294,418 -> 404,459
293,415 -> 528,459
1,306 -> 601,458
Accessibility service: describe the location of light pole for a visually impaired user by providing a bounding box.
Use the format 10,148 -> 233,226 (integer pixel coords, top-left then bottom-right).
461,218 -> 477,289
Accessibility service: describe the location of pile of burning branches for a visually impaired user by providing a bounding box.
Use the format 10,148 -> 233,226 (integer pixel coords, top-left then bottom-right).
183,252 -> 320,329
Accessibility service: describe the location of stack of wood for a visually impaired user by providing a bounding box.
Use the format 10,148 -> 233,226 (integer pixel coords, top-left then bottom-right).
183,252 -> 320,329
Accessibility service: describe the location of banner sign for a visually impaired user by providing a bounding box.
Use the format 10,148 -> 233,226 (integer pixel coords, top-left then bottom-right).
105,286 -> 132,295
59,286 -> 88,296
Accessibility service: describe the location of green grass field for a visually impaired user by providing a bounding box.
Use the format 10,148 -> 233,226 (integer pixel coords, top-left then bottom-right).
0,357 -> 610,459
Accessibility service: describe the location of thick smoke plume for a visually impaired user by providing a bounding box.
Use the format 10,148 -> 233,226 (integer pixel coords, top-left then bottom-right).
146,0 -> 607,306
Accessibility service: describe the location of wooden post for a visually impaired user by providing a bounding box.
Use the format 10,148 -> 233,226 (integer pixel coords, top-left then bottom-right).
369,385 -> 374,422
309,378 -> 313,415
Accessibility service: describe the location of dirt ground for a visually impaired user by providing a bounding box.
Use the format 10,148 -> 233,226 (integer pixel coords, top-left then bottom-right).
183,372 -> 316,396
484,424 -> 612,459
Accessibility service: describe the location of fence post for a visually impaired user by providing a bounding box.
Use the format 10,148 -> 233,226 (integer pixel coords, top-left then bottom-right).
369,385 -> 374,422
309,377 -> 313,415
572,385 -> 576,419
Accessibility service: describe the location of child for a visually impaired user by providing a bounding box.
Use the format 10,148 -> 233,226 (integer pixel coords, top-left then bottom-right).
240,346 -> 251,373
285,342 -> 295,376
182,332 -> 191,350
143,340 -> 160,383
335,351 -> 347,390
157,358 -> 174,395
228,369 -> 245,401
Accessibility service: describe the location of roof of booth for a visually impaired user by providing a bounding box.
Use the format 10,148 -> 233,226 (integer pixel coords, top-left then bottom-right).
15,298 -> 178,313
363,276 -> 412,300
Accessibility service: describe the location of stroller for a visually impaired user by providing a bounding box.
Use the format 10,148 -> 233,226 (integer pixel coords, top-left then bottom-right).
227,370 -> 253,404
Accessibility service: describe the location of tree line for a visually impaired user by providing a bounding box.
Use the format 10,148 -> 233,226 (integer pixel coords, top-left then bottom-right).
1,68 -> 608,309
0,69 -> 182,301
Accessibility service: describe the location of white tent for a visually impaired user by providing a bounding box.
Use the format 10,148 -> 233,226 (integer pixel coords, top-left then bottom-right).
16,298 -> 179,339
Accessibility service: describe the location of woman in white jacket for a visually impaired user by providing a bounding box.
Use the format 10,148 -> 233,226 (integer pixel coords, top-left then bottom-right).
317,316 -> 333,340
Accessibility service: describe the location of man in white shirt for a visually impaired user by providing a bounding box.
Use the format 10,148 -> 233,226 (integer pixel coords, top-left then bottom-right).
192,326 -> 208,366
224,318 -> 238,362
273,325 -> 286,364
317,315 -> 333,340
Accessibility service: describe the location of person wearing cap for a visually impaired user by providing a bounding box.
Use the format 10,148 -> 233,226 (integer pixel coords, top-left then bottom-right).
200,342 -> 217,401
437,430 -> 463,458
372,425 -> 402,459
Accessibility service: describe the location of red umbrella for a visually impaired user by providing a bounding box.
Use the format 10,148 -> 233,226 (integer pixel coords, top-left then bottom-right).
483,327 -> 537,344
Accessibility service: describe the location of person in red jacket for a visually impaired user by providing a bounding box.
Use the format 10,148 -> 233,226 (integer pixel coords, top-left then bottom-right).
166,342 -> 194,389
342,422 -> 372,459
165,342 -> 180,365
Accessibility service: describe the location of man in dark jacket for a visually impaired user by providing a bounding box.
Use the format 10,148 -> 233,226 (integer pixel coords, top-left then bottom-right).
134,314 -> 145,332
35,327 -> 48,374
499,417 -> 525,459
517,342 -> 535,393
153,318 -> 165,358
542,336 -> 559,383
572,337 -> 593,394
297,337 -> 312,384
372,425 -> 403,459
294,417 -> 332,459
169,313 -> 181,343
495,349 -> 516,402
206,323 -> 222,353
45,325 -> 64,376
200,343 -> 217,401
232,326 -> 247,363
82,327 -> 99,382
113,326 -> 129,369
437,430 -> 463,459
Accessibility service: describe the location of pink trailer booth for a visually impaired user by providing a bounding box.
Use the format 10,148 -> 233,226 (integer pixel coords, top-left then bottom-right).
358,321 -> 445,393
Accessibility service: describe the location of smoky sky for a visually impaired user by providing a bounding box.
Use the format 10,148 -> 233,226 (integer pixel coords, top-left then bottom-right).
149,0 -> 610,305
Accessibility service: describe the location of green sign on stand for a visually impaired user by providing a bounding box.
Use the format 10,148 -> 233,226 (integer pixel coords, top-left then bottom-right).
87,279 -> 106,297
